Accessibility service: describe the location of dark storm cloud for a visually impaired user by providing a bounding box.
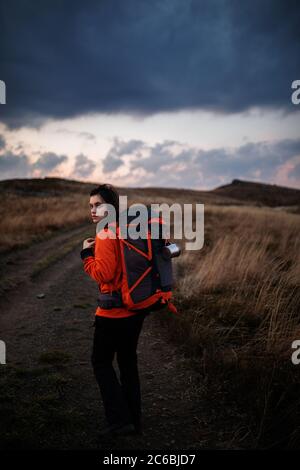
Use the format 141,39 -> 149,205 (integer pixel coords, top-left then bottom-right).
72,153 -> 96,178
102,137 -> 300,188
0,0 -> 299,128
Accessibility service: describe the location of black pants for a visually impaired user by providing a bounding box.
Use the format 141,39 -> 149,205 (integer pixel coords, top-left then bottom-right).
91,312 -> 147,427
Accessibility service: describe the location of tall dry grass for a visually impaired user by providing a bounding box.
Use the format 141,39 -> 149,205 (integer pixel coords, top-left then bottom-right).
0,193 -> 90,252
168,204 -> 300,447
176,205 -> 300,351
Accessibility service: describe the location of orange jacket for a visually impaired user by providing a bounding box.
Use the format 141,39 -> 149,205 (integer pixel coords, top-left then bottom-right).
80,228 -> 138,318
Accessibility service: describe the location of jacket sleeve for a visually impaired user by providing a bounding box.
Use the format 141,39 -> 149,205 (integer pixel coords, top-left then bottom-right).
80,233 -> 117,284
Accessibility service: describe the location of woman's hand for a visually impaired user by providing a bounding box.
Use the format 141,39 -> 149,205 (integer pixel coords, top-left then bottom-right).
83,237 -> 95,250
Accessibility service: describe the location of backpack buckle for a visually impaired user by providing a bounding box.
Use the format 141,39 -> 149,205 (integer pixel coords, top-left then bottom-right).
98,290 -> 124,309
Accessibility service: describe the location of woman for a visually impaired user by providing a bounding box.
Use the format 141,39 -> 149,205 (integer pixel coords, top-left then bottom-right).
80,184 -> 147,437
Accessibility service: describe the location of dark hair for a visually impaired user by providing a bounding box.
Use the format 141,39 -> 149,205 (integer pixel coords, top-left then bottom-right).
90,183 -> 120,221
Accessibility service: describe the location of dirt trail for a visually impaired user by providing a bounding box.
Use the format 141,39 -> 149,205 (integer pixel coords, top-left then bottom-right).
0,225 -> 233,450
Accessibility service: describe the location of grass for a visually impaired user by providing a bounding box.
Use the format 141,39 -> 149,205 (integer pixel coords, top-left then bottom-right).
73,303 -> 93,309
0,364 -> 85,450
38,350 -> 72,365
159,203 -> 300,448
1,177 -> 300,449
30,232 -> 89,278
0,178 -> 248,254
0,192 -> 90,253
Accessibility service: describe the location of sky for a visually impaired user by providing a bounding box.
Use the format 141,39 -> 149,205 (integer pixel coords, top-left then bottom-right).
0,0 -> 300,190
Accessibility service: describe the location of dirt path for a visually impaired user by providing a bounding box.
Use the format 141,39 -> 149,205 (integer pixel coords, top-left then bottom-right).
0,225 -> 234,450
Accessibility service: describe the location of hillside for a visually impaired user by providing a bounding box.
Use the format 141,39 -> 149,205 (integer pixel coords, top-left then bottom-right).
1,176 -> 300,207
213,178 -> 300,207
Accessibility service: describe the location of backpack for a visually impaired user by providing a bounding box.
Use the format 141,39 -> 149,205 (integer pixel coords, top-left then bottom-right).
97,204 -> 179,315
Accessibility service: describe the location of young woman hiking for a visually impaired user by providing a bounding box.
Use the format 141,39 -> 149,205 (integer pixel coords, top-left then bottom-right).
80,184 -> 146,437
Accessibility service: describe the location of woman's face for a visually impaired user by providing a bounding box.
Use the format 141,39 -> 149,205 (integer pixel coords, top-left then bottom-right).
89,194 -> 106,223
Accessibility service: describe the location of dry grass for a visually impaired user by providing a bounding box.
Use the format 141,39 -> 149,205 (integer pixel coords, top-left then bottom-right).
176,205 -> 300,350
1,178 -> 300,448
0,193 -> 90,252
0,187 -> 203,253
169,204 -> 300,447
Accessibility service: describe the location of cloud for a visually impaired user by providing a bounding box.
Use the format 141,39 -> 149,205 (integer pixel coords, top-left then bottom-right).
32,152 -> 68,173
72,153 -> 96,178
0,0 -> 299,128
55,129 -> 96,141
102,137 -> 145,172
0,150 -> 68,179
0,151 -> 31,178
291,161 -> 300,178
78,132 -> 96,141
102,137 -> 300,188
195,139 -> 300,181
